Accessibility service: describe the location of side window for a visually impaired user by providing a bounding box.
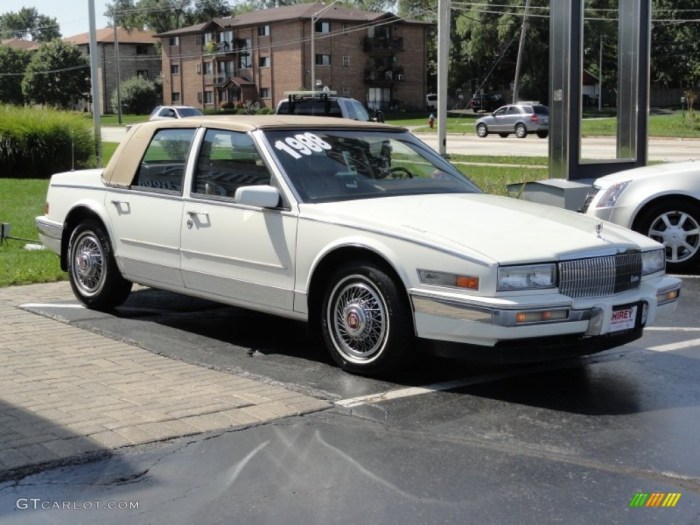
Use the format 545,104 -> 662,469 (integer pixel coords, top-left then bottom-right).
193,130 -> 271,198
494,107 -> 506,117
133,128 -> 195,194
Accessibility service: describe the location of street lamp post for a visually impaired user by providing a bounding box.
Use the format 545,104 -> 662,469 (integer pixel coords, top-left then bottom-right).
311,0 -> 341,91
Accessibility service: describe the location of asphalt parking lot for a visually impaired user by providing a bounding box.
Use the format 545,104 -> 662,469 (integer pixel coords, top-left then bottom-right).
0,275 -> 698,523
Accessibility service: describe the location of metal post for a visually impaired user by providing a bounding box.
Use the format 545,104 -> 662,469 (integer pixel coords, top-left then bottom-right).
88,0 -> 102,166
113,22 -> 123,125
437,0 -> 450,157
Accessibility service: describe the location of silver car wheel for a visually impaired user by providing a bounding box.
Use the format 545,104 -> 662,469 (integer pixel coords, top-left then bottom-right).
71,231 -> 106,297
327,274 -> 389,364
648,210 -> 700,265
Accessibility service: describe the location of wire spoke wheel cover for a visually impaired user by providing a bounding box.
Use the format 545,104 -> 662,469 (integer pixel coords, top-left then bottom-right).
328,275 -> 389,363
71,231 -> 106,297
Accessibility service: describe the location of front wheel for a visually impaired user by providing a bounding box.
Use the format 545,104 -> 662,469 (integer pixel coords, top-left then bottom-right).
635,201 -> 700,272
515,124 -> 527,138
67,220 -> 132,309
476,124 -> 488,138
321,262 -> 415,375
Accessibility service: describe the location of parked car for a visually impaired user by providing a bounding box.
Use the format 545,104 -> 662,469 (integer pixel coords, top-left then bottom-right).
36,116 -> 680,376
475,102 -> 549,139
581,160 -> 700,272
469,93 -> 504,113
276,91 -> 370,121
426,93 -> 437,110
149,105 -> 203,120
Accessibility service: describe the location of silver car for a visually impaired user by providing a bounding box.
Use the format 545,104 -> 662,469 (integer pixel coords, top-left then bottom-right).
581,160 -> 700,272
475,103 -> 549,139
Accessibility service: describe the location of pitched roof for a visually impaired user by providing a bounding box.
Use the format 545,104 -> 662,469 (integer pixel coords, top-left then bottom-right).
156,2 -> 418,37
64,27 -> 157,46
0,38 -> 40,51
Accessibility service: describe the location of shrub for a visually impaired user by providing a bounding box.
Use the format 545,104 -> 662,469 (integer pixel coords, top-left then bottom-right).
0,105 -> 94,179
111,76 -> 159,115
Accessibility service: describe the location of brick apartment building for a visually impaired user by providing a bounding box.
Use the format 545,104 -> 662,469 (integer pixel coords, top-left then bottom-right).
64,27 -> 161,114
157,2 -> 431,111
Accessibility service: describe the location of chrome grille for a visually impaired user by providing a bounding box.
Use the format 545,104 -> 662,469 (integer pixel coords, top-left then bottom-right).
558,253 -> 642,298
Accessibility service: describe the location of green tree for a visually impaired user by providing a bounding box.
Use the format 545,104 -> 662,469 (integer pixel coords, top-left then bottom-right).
0,7 -> 60,41
651,0 -> 700,88
0,46 -> 30,104
105,0 -> 231,32
112,75 -> 160,114
21,41 -> 90,109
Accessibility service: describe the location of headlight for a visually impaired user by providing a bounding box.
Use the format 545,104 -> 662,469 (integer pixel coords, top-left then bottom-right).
595,180 -> 631,208
497,264 -> 556,291
642,249 -> 665,275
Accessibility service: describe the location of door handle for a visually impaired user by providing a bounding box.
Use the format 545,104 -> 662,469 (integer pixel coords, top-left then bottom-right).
185,210 -> 210,229
110,200 -> 130,214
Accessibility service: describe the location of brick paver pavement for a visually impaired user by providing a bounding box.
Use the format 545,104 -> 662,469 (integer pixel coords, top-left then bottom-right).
0,282 -> 330,479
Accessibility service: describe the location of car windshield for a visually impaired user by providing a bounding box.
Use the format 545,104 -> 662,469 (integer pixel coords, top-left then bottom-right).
263,129 -> 481,203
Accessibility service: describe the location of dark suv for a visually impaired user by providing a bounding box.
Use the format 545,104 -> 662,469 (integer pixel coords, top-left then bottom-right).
469,93 -> 504,113
276,92 -> 370,121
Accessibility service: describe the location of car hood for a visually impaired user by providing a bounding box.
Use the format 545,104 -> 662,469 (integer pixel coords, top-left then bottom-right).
301,193 -> 657,265
594,160 -> 700,188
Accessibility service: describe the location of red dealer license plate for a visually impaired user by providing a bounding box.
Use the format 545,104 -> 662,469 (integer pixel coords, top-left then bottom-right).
610,305 -> 637,332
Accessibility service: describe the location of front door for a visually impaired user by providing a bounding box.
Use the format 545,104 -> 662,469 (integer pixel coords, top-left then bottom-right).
179,128 -> 297,314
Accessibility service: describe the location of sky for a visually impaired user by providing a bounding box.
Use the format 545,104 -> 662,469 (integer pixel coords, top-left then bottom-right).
2,0 -> 111,38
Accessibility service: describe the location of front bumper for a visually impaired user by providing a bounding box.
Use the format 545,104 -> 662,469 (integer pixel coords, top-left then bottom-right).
410,276 -> 681,353
35,216 -> 62,254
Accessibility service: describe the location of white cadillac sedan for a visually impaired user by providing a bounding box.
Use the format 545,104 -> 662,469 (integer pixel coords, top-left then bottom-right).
37,116 -> 681,376
581,160 -> 700,273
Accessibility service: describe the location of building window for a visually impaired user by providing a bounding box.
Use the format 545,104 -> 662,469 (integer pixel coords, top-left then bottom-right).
342,56 -> 350,67
172,92 -> 181,103
315,54 -> 331,66
258,25 -> 270,36
169,36 -> 179,46
342,87 -> 350,97
136,44 -> 148,55
259,56 -> 270,68
260,88 -> 271,99
239,54 -> 252,69
204,91 -> 213,104
171,64 -> 180,74
343,23 -> 349,34
137,70 -> 149,79
203,62 -> 213,75
195,35 -> 201,45
196,63 -> 201,74
315,21 -> 330,33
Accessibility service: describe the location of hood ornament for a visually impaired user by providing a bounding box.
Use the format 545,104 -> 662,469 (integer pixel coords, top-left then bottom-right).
595,222 -> 604,238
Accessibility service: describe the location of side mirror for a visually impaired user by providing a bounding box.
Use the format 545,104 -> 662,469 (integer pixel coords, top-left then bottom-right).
234,185 -> 280,208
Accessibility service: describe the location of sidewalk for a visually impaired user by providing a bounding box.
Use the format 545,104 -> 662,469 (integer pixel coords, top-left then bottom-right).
0,282 -> 330,481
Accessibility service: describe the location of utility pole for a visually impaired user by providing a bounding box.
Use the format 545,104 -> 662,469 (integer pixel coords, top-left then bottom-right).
512,0 -> 531,103
88,0 -> 102,166
437,0 -> 450,157
113,20 -> 123,125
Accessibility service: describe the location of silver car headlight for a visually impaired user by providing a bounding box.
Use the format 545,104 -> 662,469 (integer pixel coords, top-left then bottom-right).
595,180 -> 631,208
497,264 -> 557,291
642,249 -> 665,275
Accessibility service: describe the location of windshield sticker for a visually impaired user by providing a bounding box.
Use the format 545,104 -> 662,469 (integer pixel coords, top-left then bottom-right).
274,132 -> 331,159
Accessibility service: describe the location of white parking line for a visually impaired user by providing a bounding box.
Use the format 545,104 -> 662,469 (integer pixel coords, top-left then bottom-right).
21,303 -> 86,309
647,338 -> 700,352
645,327 -> 700,332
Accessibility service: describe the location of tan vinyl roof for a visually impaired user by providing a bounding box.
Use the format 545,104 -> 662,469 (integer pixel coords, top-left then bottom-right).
102,115 -> 404,187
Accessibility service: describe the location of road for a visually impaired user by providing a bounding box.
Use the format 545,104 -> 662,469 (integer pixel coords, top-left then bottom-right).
102,126 -> 700,162
2,275 -> 699,524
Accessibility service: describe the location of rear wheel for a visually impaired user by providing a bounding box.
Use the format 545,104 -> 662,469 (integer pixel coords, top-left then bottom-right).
635,201 -> 700,272
515,124 -> 527,138
498,133 -> 509,138
476,124 -> 488,138
536,130 -> 549,139
321,262 -> 414,376
67,220 -> 132,309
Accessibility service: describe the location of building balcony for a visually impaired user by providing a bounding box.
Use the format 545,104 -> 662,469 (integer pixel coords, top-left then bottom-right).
364,68 -> 405,84
203,41 -> 235,55
204,74 -> 234,86
362,36 -> 404,53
